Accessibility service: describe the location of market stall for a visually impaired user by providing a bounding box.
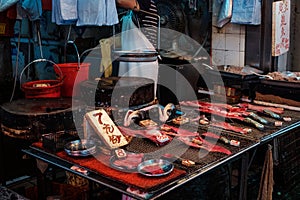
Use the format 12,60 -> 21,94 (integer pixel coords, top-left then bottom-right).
1,0 -> 300,199
20,97 -> 300,199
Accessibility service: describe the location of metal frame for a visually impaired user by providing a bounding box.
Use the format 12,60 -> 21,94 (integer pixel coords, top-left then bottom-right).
22,120 -> 300,199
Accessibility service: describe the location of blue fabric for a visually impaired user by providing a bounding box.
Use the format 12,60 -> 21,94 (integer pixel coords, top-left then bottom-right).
76,0 -> 118,26
51,0 -> 119,26
52,0 -> 77,25
217,0 -> 232,28
20,0 -> 42,21
231,0 -> 261,25
0,0 -> 19,12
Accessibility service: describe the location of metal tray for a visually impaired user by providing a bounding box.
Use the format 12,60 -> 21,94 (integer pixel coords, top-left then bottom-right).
64,139 -> 96,157
113,49 -> 158,62
255,79 -> 300,102
137,159 -> 174,177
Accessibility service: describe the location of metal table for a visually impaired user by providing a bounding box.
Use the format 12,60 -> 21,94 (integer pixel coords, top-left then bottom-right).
23,141 -> 259,199
22,114 -> 300,200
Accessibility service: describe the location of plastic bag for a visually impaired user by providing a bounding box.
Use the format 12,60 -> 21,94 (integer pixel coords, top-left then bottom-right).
217,0 -> 233,28
118,11 -> 158,93
120,11 -> 154,52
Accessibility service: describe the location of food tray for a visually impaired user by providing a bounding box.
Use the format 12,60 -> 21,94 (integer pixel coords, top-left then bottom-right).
256,79 -> 300,98
137,159 -> 174,177
113,49 -> 158,62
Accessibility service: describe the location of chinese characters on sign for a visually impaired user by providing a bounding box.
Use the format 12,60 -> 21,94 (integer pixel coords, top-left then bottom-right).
84,109 -> 129,148
272,0 -> 290,56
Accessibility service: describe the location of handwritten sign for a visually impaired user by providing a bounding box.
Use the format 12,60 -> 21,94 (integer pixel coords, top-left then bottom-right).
272,0 -> 290,56
84,109 -> 129,149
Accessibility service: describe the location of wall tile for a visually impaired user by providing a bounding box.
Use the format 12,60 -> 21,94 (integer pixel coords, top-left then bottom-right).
225,34 -> 240,51
240,25 -> 246,35
212,33 -> 226,50
239,52 -> 245,66
212,26 -> 219,34
211,22 -> 247,67
225,50 -> 240,66
225,23 -> 241,34
211,50 -> 225,66
240,34 -> 245,51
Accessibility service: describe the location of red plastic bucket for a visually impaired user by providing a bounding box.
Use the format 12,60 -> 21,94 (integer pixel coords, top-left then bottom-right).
20,59 -> 64,99
55,62 -> 90,97
21,79 -> 63,98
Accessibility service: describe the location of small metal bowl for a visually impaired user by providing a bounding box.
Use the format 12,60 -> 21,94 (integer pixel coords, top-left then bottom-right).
137,159 -> 174,177
64,139 -> 96,157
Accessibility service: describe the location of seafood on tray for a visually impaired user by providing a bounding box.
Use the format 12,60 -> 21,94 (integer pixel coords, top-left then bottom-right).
118,126 -> 173,146
210,121 -> 252,134
238,103 -> 284,114
119,123 -> 232,155
164,126 -> 232,155
180,100 -> 285,130
177,135 -> 232,155
110,152 -> 144,172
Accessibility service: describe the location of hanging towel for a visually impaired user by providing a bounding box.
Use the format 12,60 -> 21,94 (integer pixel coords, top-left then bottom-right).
51,0 -> 77,25
257,144 -> 274,200
99,38 -> 113,77
105,0 -> 119,25
76,0 -> 118,26
231,0 -> 261,25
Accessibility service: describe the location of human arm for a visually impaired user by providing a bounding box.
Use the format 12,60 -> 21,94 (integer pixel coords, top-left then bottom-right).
116,0 -> 152,11
116,0 -> 140,11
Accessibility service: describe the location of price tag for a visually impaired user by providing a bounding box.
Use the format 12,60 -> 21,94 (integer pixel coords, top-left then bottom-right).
84,109 -> 129,149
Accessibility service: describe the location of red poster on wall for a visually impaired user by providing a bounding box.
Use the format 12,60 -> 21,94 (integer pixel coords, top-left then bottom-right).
272,0 -> 290,56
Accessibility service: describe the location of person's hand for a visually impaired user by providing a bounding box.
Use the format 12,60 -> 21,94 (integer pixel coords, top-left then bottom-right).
116,0 -> 140,11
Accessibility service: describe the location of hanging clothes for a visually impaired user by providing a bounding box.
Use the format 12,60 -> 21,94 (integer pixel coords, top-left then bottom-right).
231,0 -> 261,25
76,0 -> 119,26
0,0 -> 19,12
19,0 -> 42,21
51,0 -> 77,25
217,0 -> 232,28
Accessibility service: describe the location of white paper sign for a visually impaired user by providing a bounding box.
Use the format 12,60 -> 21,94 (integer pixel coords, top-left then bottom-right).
272,0 -> 290,56
84,109 -> 129,149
